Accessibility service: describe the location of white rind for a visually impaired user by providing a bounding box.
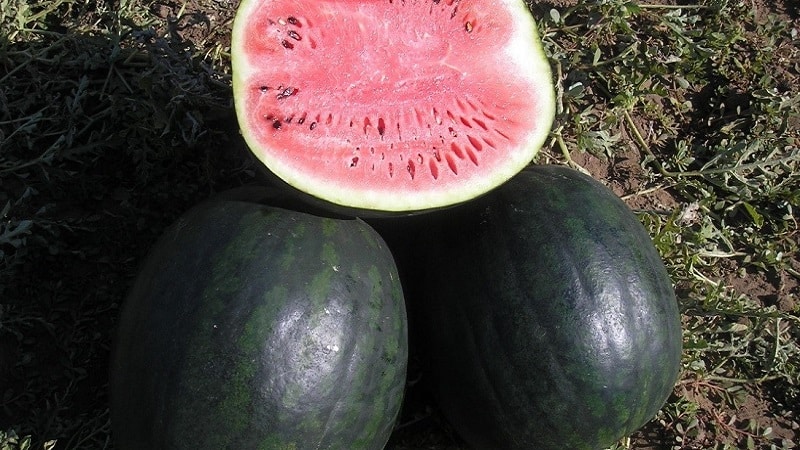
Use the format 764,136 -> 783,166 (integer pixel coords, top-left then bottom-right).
232,0 -> 555,213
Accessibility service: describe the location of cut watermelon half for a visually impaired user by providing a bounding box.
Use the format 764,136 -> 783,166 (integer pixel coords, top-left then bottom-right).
232,0 -> 555,212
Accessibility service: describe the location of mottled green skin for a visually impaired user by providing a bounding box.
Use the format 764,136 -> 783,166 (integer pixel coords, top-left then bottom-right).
111,199 -> 407,450
418,165 -> 682,450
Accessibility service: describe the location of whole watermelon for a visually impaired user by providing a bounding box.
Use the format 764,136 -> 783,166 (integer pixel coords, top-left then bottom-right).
110,194 -> 408,450
406,165 -> 683,450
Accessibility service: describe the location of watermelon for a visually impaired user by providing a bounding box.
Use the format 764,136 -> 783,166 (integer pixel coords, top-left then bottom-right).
110,195 -> 408,449
231,0 -> 555,212
406,165 -> 683,449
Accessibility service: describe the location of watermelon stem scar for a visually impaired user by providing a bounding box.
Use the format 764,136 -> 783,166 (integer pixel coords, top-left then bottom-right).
232,0 -> 555,212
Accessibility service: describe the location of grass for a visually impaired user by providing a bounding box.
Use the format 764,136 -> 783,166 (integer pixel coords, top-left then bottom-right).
1,0 -> 798,449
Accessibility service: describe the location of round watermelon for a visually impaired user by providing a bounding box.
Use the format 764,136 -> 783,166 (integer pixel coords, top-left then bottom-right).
231,0 -> 555,212
110,195 -> 408,449
406,165 -> 683,449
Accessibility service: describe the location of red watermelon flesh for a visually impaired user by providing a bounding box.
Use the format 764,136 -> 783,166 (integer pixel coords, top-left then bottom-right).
232,0 -> 555,212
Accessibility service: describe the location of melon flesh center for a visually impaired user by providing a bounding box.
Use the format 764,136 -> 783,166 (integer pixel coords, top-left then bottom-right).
233,0 -> 554,211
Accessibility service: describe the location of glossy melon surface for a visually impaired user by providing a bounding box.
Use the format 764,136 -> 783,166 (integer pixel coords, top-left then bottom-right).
111,198 -> 408,449
416,165 -> 683,449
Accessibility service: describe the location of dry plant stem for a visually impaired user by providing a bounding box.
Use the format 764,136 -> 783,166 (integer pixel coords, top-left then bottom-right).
554,128 -> 591,175
638,4 -> 712,10
549,60 -> 591,175
620,183 -> 675,201
549,60 -> 590,175
0,36 -> 70,85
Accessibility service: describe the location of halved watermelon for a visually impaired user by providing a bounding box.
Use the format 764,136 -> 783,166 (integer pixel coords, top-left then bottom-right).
232,0 -> 555,212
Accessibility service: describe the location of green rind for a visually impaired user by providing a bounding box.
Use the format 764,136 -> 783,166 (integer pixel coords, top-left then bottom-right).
110,199 -> 407,449
414,165 -> 682,450
231,0 -> 555,213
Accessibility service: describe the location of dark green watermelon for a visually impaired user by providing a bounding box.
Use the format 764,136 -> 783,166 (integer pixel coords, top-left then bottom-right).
411,165 -> 683,450
110,196 -> 408,449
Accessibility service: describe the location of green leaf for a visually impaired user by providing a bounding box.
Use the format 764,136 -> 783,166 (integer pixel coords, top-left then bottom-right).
549,8 -> 560,24
742,202 -> 764,228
